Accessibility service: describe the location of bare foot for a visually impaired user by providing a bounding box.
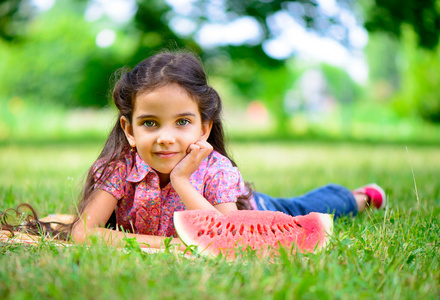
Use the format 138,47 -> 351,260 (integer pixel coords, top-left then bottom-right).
354,193 -> 369,212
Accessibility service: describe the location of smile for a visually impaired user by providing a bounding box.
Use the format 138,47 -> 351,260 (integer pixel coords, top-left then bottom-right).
154,151 -> 179,159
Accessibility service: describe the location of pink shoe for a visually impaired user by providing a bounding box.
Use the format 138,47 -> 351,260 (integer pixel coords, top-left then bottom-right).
353,183 -> 386,210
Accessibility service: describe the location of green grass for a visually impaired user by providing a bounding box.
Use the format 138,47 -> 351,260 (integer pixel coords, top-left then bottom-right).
1,140 -> 439,299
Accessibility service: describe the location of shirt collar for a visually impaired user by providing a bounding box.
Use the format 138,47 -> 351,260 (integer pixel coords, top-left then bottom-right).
127,152 -> 153,182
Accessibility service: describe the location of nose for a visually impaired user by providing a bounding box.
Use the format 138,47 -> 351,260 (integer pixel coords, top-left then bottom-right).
156,127 -> 176,145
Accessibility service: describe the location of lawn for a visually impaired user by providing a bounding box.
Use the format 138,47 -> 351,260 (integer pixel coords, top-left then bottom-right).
1,140 -> 439,299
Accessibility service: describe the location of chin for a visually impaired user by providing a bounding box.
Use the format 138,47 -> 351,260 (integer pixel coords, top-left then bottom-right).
153,165 -> 176,176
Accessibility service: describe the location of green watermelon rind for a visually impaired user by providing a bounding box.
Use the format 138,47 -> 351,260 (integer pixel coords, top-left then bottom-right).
174,210 -> 333,258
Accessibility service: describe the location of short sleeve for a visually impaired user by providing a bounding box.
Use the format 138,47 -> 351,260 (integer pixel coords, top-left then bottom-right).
93,160 -> 127,200
203,155 -> 247,205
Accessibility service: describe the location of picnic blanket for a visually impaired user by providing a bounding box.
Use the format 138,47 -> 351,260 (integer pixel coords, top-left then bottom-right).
0,213 -> 74,246
0,214 -> 191,256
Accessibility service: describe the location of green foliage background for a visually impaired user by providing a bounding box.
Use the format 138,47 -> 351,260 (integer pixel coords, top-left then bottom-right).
0,0 -> 440,129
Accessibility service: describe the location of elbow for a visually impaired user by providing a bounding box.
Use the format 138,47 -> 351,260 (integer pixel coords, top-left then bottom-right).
71,223 -> 86,244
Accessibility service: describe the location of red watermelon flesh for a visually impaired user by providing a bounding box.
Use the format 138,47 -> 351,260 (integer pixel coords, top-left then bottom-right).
174,210 -> 333,258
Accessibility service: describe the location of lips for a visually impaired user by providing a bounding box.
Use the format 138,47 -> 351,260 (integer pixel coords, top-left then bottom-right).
154,151 -> 178,159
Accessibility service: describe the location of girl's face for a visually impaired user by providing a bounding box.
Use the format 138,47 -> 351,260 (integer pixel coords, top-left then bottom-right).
121,83 -> 212,183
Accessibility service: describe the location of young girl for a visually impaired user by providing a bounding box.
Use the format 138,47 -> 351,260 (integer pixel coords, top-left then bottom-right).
1,50 -> 386,248
69,50 -> 386,249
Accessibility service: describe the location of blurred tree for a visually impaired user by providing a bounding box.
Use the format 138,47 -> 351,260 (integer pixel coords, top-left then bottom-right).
364,0 -> 440,49
223,0 -> 358,49
362,0 -> 440,123
365,32 -> 401,92
127,0 -> 201,65
3,0 -> 439,50
0,2 -> 100,106
391,26 -> 440,123
0,0 -> 33,41
0,0 -> 203,107
0,0 -> 90,40
76,0 -> 202,107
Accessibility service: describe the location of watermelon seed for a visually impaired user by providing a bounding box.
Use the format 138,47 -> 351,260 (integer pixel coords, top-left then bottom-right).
250,225 -> 254,234
216,222 -> 222,228
217,229 -> 222,235
257,224 -> 263,235
226,223 -> 230,229
283,224 -> 290,232
277,224 -> 284,233
239,224 -> 244,235
197,230 -> 204,236
230,225 -> 236,235
295,221 -> 302,228
207,230 -> 214,238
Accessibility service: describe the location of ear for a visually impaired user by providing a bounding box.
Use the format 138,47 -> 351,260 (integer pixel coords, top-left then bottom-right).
200,121 -> 213,142
120,116 -> 136,147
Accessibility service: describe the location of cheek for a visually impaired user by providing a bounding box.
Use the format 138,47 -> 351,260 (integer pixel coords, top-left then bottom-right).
133,134 -> 155,151
181,137 -> 199,148
179,128 -> 202,141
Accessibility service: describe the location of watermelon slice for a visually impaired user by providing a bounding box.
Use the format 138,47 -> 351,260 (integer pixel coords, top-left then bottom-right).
174,210 -> 333,258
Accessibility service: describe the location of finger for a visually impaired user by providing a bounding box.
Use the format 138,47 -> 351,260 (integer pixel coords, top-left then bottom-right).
186,143 -> 200,154
194,141 -> 211,156
195,140 -> 213,153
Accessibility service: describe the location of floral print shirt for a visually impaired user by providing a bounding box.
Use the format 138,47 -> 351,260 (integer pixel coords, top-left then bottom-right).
94,150 -> 247,237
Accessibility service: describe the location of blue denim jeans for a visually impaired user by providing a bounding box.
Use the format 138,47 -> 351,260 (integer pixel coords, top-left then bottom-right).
254,184 -> 358,218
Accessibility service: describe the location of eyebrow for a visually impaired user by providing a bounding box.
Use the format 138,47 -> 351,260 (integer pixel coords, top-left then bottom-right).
136,112 -> 197,120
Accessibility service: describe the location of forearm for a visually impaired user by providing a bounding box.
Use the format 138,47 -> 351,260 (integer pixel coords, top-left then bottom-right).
72,225 -> 184,250
172,178 -> 218,212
